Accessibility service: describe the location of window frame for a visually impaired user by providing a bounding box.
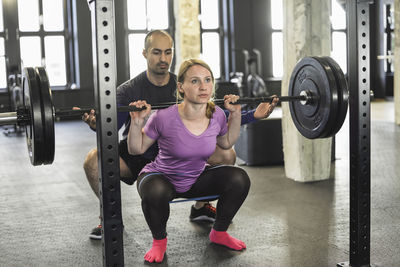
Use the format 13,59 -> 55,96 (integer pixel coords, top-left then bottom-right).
0,0 -> 75,92
124,0 -> 175,79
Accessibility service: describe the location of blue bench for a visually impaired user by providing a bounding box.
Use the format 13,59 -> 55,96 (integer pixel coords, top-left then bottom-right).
169,194 -> 220,204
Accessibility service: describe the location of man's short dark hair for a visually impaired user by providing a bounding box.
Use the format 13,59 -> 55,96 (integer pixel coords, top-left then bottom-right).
144,30 -> 174,51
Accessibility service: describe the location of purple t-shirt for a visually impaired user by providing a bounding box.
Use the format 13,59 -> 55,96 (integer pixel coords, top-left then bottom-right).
140,105 -> 228,193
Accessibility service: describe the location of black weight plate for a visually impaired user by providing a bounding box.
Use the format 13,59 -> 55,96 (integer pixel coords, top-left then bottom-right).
288,57 -> 338,139
322,56 -> 349,137
314,56 -> 340,138
23,67 -> 44,165
35,67 -> 55,165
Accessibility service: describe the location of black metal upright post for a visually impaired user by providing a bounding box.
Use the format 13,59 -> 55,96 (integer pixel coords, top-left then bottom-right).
338,1 -> 373,267
88,0 -> 124,266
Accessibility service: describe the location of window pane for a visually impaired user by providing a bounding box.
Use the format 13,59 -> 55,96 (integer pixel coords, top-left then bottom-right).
43,0 -> 64,31
331,32 -> 347,74
20,37 -> 41,67
201,32 -> 220,78
390,32 -> 394,72
18,0 -> 40,31
129,34 -> 146,78
331,0 -> 346,30
0,38 -> 6,88
45,36 -> 66,86
383,32 -> 387,72
147,0 -> 169,29
0,2 -> 4,31
272,32 -> 283,77
389,5 -> 395,30
271,0 -> 283,30
201,0 -> 219,29
127,0 -> 146,30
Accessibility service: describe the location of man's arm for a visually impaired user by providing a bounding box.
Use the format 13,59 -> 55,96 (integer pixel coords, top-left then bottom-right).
223,96 -> 279,125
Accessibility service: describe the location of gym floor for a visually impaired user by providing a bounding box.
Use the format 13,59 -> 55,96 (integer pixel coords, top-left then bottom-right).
0,99 -> 399,267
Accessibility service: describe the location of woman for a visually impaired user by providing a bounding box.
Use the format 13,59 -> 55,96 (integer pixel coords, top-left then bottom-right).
127,59 -> 250,263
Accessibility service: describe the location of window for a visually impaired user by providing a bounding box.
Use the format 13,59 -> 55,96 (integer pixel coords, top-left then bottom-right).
126,0 -> 172,78
17,0 -> 68,87
200,0 -> 221,78
330,1 -> 347,73
270,0 -> 283,78
383,4 -> 394,73
0,3 -> 6,88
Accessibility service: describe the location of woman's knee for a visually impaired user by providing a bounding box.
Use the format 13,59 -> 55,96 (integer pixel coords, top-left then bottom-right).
139,175 -> 175,202
229,167 -> 251,193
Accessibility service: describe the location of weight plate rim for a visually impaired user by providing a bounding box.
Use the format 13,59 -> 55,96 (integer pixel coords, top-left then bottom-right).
313,56 -> 340,138
23,67 -> 44,165
35,67 -> 55,165
322,56 -> 349,137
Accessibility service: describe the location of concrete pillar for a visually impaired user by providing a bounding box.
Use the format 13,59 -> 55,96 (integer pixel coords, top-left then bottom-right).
281,0 -> 332,182
395,0 -> 400,125
174,0 -> 201,72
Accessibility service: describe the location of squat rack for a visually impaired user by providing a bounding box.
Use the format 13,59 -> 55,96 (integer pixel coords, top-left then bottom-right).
87,1 -> 374,266
338,1 -> 374,267
88,1 -> 124,266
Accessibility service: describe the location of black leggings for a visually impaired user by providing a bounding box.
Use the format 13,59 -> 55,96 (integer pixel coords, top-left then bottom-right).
136,165 -> 251,239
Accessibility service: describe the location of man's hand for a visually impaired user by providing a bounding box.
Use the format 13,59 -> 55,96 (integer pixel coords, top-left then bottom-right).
253,95 -> 279,119
73,107 -> 96,130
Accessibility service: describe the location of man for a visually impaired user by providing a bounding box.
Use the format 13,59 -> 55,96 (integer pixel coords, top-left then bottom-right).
82,30 -> 278,240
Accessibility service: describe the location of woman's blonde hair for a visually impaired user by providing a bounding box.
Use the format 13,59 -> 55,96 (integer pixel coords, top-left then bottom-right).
176,59 -> 215,118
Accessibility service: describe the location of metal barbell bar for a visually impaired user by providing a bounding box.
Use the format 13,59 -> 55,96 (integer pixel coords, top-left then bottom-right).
0,94 -> 313,126
0,56 -> 349,166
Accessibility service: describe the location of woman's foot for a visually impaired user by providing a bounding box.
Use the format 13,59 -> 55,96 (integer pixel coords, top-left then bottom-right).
209,229 -> 246,250
144,238 -> 167,263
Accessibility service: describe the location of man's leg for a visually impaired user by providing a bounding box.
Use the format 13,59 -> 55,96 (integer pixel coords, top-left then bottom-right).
83,148 -> 133,199
83,148 -> 133,240
190,146 -> 237,222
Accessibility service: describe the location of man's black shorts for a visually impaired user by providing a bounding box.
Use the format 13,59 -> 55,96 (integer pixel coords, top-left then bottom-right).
119,139 -> 152,185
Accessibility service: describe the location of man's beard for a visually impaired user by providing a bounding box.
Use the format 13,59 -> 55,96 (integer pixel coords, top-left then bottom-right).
151,66 -> 169,75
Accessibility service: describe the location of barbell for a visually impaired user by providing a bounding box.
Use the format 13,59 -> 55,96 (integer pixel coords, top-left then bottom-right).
0,56 -> 348,166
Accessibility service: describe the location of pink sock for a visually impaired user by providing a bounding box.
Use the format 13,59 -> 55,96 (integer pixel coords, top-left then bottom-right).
209,229 -> 246,250
144,238 -> 167,263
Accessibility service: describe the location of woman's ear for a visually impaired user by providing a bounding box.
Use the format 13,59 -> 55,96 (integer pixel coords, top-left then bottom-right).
177,82 -> 184,93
